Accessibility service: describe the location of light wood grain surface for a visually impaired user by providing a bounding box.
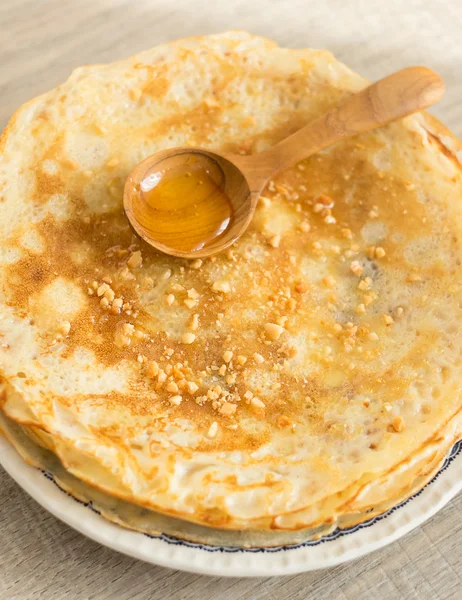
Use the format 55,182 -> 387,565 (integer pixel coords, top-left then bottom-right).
1,1 -> 461,598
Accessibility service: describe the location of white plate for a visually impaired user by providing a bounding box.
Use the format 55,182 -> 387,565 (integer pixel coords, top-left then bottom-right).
1,436 -> 461,577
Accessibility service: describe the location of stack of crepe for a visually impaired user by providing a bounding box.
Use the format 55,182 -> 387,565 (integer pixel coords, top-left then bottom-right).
1,32 -> 461,547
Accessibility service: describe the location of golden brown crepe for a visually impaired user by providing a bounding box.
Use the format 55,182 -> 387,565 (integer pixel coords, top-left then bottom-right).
1,32 -> 462,541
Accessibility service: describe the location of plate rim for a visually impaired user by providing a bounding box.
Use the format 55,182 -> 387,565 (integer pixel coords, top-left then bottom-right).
1,436 -> 461,577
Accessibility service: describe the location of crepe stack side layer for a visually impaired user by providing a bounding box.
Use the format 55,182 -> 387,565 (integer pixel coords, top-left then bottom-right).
1,32 -> 462,543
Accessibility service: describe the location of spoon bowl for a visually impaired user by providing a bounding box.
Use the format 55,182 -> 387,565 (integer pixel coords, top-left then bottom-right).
124,148 -> 257,258
124,66 -> 445,259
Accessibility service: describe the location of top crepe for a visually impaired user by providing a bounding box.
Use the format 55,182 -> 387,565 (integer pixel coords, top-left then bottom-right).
1,31 -> 462,532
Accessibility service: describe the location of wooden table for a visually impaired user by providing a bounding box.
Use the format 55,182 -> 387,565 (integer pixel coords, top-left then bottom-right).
1,0 -> 461,597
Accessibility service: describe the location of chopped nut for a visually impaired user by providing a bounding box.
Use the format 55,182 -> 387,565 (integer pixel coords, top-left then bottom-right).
112,298 -> 123,312
363,293 -> 375,306
119,267 -> 135,281
162,269 -> 172,280
165,293 -> 175,306
212,281 -> 231,294
222,350 -> 233,363
156,370 -> 167,387
264,322 -> 284,340
97,283 -> 110,297
190,259 -> 203,270
253,352 -> 265,364
166,381 -> 179,393
358,277 -> 372,291
356,303 -> 366,314
127,250 -> 142,269
186,381 -> 199,394
184,298 -> 197,309
392,415 -> 405,432
324,214 -> 336,224
350,261 -> 363,277
395,306 -> 404,318
250,397 -> 265,409
236,355 -> 247,365
384,402 -> 393,412
107,158 -> 119,167
366,246 -> 376,260
383,314 -> 394,325
259,196 -> 272,208
299,221 -> 310,232
369,332 -> 379,341
218,365 -> 227,376
295,281 -> 308,294
375,247 -> 386,258
243,391 -> 253,401
100,297 -> 109,308
58,321 -> 71,336
269,233 -> 281,248
122,323 -> 135,336
181,332 -> 196,344
207,421 -> 218,438
146,361 -> 159,378
219,402 -> 237,416
190,314 -> 200,331
104,288 -> 115,302
169,395 -> 183,406
341,228 -> 353,239
187,288 -> 200,300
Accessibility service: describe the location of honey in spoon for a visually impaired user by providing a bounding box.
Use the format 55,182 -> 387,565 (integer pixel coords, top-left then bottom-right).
129,153 -> 233,254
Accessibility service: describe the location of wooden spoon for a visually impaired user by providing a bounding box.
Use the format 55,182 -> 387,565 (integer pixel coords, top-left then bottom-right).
124,67 -> 444,258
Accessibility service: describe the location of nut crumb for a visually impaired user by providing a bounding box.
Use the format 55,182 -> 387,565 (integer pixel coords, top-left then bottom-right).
190,314 -> 200,331
146,361 -> 159,378
269,233 -> 281,248
212,281 -> 231,294
127,250 -> 142,269
253,352 -> 265,364
383,314 -> 394,325
184,298 -> 197,309
207,421 -> 218,438
392,415 -> 405,432
187,288 -> 200,300
181,332 -> 196,344
219,402 -> 237,416
250,397 -> 265,409
169,395 -> 183,406
222,350 -> 233,363
264,322 -> 284,340
58,321 -> 71,336
190,259 -> 203,270
186,381 -> 199,394
350,261 -> 363,276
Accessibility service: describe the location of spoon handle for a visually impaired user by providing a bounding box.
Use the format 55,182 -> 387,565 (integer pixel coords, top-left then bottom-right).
241,66 -> 444,188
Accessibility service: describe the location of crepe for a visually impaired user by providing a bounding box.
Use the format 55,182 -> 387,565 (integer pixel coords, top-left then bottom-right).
1,31 -> 462,538
0,409 -> 455,547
